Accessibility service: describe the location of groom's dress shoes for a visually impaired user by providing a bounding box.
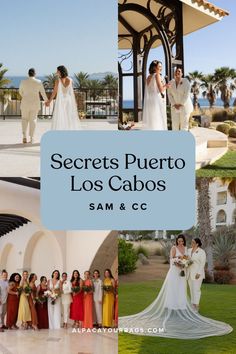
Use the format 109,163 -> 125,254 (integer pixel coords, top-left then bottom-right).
23,138 -> 27,144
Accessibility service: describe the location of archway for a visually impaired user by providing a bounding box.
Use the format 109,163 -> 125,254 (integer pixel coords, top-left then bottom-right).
90,231 -> 118,276
0,243 -> 17,274
216,209 -> 227,224
23,230 -> 64,278
118,0 -> 184,122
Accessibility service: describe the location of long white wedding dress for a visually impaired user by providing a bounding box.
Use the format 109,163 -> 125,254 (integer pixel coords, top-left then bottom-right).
48,279 -> 62,330
51,78 -> 81,130
119,247 -> 233,339
142,74 -> 167,130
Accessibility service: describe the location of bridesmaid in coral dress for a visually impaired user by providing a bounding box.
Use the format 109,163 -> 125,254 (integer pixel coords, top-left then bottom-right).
102,269 -> 115,328
114,271 -> 118,328
35,276 -> 49,329
6,273 -> 21,329
70,270 -> 84,328
28,273 -> 38,330
17,271 -> 32,329
83,271 -> 94,329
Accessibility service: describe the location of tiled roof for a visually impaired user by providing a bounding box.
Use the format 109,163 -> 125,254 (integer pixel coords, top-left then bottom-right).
193,0 -> 229,16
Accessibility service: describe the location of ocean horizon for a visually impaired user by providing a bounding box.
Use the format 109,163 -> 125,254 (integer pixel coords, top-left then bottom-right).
123,98 -> 236,108
5,72 -> 118,88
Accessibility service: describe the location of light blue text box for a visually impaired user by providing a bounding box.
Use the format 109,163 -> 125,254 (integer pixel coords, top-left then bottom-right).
41,131 -> 195,230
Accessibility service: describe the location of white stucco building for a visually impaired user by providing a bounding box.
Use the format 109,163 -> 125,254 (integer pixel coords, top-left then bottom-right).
0,178 -> 117,279
207,179 -> 236,230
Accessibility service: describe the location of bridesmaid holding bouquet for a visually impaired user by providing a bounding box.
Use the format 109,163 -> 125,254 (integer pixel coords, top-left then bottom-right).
70,270 -> 84,328
28,273 -> 38,330
102,269 -> 115,328
6,273 -> 21,329
35,276 -> 49,329
83,271 -> 94,329
17,271 -> 32,329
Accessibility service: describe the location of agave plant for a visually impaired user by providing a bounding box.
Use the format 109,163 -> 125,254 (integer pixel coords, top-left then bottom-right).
212,226 -> 236,269
159,239 -> 173,264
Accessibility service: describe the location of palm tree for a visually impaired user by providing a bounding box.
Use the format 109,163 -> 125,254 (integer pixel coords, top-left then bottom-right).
0,63 -> 11,88
102,74 -> 118,89
196,177 -> 214,282
187,71 -> 204,110
43,73 -> 58,89
201,74 -> 218,108
213,67 -> 236,108
87,79 -> 103,100
74,72 -> 90,89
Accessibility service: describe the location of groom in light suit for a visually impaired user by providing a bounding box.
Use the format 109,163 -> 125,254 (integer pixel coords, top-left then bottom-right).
19,68 -> 48,143
168,67 -> 193,130
187,238 -> 206,312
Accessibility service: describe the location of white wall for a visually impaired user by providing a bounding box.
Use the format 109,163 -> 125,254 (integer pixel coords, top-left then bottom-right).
66,230 -> 111,277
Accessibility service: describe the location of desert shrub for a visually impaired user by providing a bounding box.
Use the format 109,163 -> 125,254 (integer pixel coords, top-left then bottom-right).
118,239 -> 138,275
216,123 -> 230,135
154,247 -> 163,256
224,120 -> 236,127
214,270 -> 234,284
212,226 -> 236,269
135,245 -> 149,258
212,110 -> 228,122
159,240 -> 173,264
229,127 -> 236,138
203,270 -> 214,284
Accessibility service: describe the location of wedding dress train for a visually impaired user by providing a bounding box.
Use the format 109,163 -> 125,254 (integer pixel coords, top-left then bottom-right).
142,74 -> 167,130
119,247 -> 233,339
51,78 -> 81,130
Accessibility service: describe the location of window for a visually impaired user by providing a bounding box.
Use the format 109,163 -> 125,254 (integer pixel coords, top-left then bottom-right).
217,191 -> 227,205
216,210 -> 227,224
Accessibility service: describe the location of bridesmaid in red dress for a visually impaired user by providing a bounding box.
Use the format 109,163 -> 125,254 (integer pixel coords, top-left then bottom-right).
28,273 -> 38,330
6,273 -> 21,329
35,276 -> 49,329
83,271 -> 94,329
114,270 -> 118,328
70,270 -> 84,328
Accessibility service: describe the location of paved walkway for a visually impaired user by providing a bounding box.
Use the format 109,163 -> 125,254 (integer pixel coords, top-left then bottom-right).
0,119 -> 117,176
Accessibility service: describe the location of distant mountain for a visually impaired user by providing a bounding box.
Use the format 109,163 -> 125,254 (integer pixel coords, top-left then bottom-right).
88,72 -> 118,80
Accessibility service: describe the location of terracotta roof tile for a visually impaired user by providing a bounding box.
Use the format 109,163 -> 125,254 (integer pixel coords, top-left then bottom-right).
193,0 -> 229,16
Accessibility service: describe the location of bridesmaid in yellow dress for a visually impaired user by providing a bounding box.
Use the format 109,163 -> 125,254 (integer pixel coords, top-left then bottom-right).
83,271 -> 94,329
102,269 -> 115,328
17,270 -> 32,329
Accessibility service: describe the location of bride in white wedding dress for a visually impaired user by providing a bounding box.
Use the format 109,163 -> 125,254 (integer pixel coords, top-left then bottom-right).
142,60 -> 169,130
119,235 -> 233,339
46,65 -> 81,130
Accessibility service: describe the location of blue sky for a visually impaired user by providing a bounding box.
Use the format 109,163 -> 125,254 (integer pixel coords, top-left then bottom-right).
121,0 -> 235,99
1,0 -> 117,76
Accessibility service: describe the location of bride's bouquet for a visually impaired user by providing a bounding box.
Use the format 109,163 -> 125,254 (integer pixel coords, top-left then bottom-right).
44,289 -> 61,305
174,256 -> 193,277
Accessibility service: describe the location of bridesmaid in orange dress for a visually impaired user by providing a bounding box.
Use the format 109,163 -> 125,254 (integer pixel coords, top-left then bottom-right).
6,273 -> 21,329
114,270 -> 118,328
36,276 -> 49,329
28,273 -> 38,330
83,271 -> 94,329
70,270 -> 84,328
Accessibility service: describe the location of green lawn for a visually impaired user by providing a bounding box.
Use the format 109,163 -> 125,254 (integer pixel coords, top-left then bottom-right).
119,280 -> 236,354
196,151 -> 236,177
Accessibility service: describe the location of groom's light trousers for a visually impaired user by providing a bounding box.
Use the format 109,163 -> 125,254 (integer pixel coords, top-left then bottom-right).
171,109 -> 189,131
21,108 -> 39,139
188,278 -> 203,305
